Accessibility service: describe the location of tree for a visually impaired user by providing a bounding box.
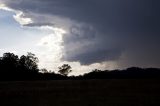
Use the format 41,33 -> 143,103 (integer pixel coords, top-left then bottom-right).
1,53 -> 19,71
40,68 -> 48,73
58,64 -> 72,76
93,69 -> 101,72
19,52 -> 39,73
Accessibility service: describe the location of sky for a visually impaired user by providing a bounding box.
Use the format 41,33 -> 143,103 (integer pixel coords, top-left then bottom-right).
0,0 -> 160,75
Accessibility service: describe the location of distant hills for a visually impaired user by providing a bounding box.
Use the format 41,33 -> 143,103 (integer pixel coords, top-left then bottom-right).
81,67 -> 160,79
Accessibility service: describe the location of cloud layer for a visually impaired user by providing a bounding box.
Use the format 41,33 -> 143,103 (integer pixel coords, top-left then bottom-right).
1,0 -> 160,69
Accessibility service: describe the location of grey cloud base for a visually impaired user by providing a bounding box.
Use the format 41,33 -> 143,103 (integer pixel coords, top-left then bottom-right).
1,0 -> 160,67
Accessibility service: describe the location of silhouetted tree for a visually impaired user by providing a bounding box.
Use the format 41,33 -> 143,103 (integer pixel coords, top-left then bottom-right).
19,52 -> 39,73
58,64 -> 72,76
93,69 -> 101,72
1,53 -> 19,72
40,68 -> 48,73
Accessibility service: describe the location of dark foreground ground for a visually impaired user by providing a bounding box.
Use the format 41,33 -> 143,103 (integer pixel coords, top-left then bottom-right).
0,79 -> 160,106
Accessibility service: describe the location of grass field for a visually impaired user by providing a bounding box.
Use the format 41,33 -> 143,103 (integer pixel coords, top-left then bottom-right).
0,79 -> 160,106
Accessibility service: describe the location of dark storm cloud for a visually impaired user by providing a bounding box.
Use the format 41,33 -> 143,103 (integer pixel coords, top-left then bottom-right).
62,24 -> 123,64
1,0 -> 160,67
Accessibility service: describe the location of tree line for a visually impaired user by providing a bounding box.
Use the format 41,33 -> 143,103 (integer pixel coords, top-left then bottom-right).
0,52 -> 71,80
0,52 -> 160,81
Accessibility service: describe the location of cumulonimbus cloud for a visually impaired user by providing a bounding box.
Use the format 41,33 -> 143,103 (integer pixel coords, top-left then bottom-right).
1,0 -> 160,68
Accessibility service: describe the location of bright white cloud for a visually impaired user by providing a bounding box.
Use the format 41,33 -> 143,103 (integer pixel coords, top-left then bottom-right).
0,3 -> 12,11
13,11 -> 33,25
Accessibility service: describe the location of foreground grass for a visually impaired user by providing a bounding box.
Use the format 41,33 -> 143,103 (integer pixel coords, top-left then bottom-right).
0,79 -> 160,106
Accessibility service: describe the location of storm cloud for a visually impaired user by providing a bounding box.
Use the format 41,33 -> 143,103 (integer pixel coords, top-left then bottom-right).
1,0 -> 160,67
